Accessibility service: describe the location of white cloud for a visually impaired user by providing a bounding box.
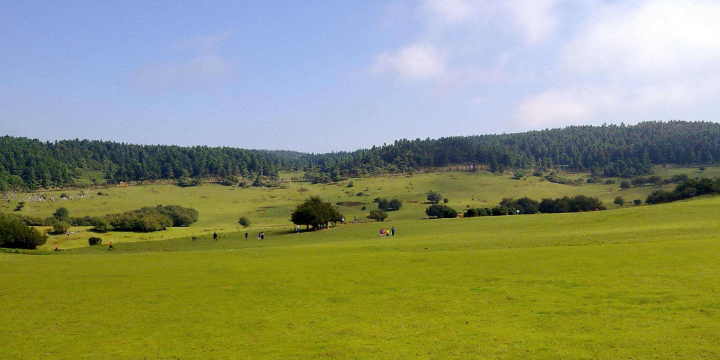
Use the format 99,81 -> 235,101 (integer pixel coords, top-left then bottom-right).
135,31 -> 235,91
373,43 -> 447,81
136,55 -> 230,90
421,0 -> 563,44
516,0 -> 720,126
173,30 -> 236,53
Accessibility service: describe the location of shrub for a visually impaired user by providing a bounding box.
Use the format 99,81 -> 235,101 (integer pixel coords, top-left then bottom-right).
53,207 -> 70,221
238,216 -> 250,227
177,177 -> 201,187
368,209 -> 388,222
443,198 -> 449,204
426,204 -> 457,219
464,208 -> 478,217
89,237 -> 102,246
361,205 -> 367,211
614,196 -> 625,206
512,172 -> 525,180
0,214 -> 47,249
49,220 -> 70,234
427,191 -> 442,204
620,180 -> 630,189
532,171 -> 543,177
14,202 -> 24,211
500,197 -> 540,214
634,199 -> 642,206
347,181 -> 354,188
375,198 -> 403,211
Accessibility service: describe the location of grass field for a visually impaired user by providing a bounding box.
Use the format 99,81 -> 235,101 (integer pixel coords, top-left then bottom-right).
1,165 -> 716,250
1,189 -> 720,358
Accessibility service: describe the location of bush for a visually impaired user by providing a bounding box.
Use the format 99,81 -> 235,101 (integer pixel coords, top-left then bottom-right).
177,177 -> 201,187
512,171 -> 525,180
620,180 -> 630,189
0,214 -> 47,249
634,199 -> 642,206
443,198 -> 449,204
361,205 -> 367,211
347,181 -> 354,188
51,221 -> 70,235
426,204 -> 457,219
238,216 -> 250,227
464,208 -> 478,217
614,196 -> 625,206
427,191 -> 442,204
539,195 -> 606,213
368,209 -> 388,222
500,197 -> 540,214
99,205 -> 198,232
14,202 -> 24,211
375,198 -> 403,211
89,237 -> 102,246
532,171 -> 543,177
53,207 -> 70,221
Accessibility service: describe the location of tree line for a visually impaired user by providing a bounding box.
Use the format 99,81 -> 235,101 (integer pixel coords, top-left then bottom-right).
3,121 -> 720,190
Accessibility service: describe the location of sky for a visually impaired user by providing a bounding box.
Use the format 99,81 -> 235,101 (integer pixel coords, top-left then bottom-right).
2,0 -> 719,153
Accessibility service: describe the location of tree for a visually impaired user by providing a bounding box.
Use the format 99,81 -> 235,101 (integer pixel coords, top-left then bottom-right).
0,214 -> 47,249
633,199 -> 642,206
427,191 -> 442,204
238,216 -> 250,227
614,196 -> 625,206
53,207 -> 69,222
620,180 -> 630,190
51,220 -> 70,234
367,209 -> 388,222
291,196 -> 343,231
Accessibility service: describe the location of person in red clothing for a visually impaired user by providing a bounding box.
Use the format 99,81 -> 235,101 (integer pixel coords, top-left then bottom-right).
108,239 -> 114,251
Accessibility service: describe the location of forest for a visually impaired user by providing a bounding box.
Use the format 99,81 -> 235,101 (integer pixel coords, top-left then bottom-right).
2,121 -> 720,190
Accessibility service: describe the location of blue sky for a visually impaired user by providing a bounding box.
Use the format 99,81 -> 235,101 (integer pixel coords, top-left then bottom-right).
2,0 -> 719,153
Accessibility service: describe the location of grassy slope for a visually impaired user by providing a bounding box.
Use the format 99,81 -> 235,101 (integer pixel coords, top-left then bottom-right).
2,166 -> 716,250
1,196 -> 719,359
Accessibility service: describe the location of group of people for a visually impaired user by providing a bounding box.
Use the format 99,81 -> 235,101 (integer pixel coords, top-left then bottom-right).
380,226 -> 396,238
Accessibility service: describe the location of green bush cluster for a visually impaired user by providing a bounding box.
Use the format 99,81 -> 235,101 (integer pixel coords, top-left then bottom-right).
647,177 -> 720,205
94,205 -> 199,233
426,204 -> 457,219
374,197 -> 402,212
0,213 -> 47,249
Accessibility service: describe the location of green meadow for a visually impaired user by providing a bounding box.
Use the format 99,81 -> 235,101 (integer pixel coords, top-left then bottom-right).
1,167 -> 719,358
2,165 -> 716,250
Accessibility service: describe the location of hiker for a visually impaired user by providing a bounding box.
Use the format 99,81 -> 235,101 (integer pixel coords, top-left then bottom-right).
261,232 -> 265,240
213,231 -> 218,241
53,245 -> 58,251
341,217 -> 345,224
380,228 -> 384,238
245,231 -> 249,240
391,226 -> 395,236
108,239 -> 114,251
258,232 -> 262,240
295,225 -> 300,233
354,216 -> 357,223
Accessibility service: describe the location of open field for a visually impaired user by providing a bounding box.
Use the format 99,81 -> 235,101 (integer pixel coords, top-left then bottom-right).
2,193 -> 720,358
1,165 -> 716,250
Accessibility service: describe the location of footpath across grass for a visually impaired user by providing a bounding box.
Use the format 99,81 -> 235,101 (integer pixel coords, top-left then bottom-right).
1,197 -> 720,358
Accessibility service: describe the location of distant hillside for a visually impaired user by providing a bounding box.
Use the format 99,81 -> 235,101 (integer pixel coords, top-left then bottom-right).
304,121 -> 720,181
2,121 -> 719,190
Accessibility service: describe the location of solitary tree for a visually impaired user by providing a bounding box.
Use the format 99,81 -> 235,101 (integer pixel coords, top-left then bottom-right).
291,196 -> 343,231
367,209 -> 388,222
53,207 -> 69,222
427,191 -> 442,204
614,196 -> 625,206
